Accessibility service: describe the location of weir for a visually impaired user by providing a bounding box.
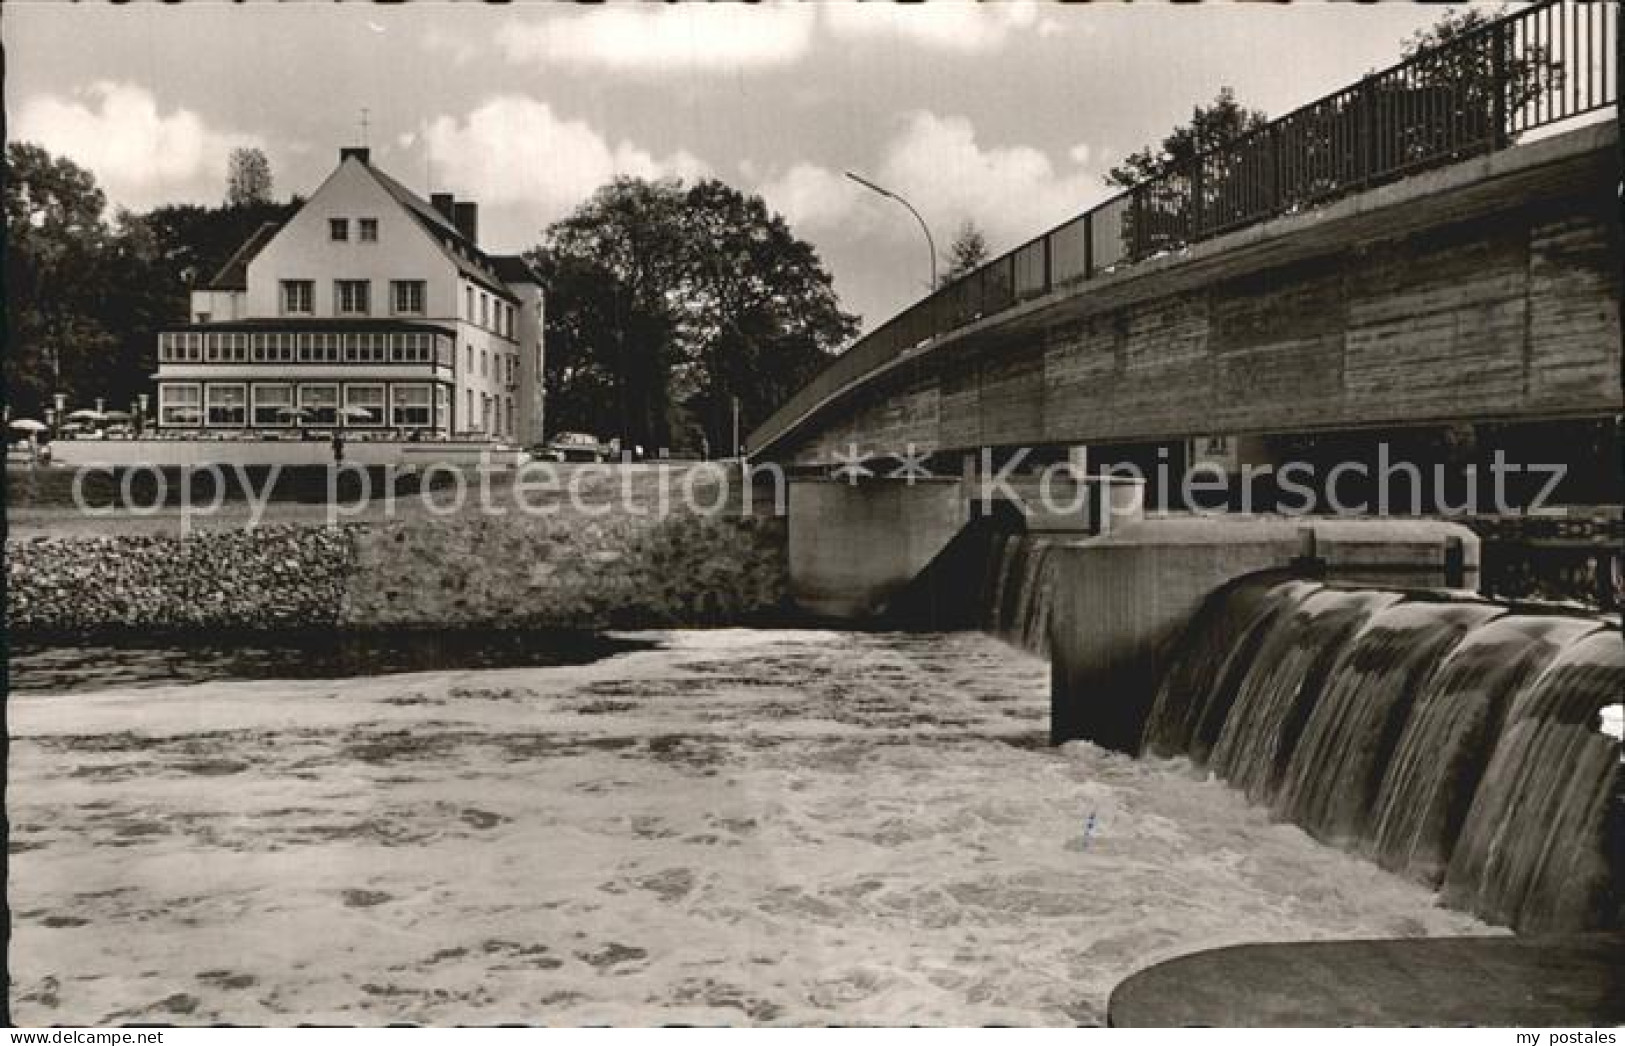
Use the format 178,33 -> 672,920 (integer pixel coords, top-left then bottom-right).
965,522 -> 1623,934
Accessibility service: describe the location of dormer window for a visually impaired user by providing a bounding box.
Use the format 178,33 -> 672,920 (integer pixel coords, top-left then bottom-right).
330,218 -> 349,242
359,219 -> 378,243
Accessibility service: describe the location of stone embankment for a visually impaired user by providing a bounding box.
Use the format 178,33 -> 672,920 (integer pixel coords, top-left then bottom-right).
6,514 -> 788,634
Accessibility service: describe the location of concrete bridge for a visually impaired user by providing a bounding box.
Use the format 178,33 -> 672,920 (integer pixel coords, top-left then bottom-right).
751,1 -> 1619,630
753,119 -> 1619,467
748,1 -> 1620,771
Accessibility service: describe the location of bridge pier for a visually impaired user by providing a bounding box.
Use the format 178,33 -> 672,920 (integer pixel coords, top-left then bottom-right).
786,476 -> 970,620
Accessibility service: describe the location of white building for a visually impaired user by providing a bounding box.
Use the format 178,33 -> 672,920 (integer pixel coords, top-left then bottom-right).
155,147 -> 544,443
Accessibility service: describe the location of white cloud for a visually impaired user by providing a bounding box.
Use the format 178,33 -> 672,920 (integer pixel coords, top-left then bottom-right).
500,4 -> 817,72
752,112 -> 1109,257
757,163 -> 856,233
13,82 -> 260,212
874,111 -> 1110,250
417,95 -> 709,227
495,2 -> 1056,72
822,1 -> 1052,54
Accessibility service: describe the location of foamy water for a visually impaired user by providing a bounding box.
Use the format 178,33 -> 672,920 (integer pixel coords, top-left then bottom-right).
8,630 -> 1490,1026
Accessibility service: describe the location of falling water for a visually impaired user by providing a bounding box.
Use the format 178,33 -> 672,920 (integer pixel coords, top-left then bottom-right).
1273,600 -> 1506,846
1139,575 -> 1623,932
1440,630 -> 1625,932
1369,615 -> 1604,886
1142,575 -> 1311,762
1208,586 -> 1406,804
981,532 -> 1060,657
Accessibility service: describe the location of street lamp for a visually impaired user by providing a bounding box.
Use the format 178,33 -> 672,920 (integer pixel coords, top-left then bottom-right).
845,171 -> 937,291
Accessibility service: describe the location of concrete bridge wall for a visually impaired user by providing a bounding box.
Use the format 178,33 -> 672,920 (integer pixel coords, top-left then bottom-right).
781,124 -> 1620,465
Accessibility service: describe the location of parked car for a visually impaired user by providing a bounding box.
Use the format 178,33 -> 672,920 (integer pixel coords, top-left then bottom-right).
535,431 -> 611,463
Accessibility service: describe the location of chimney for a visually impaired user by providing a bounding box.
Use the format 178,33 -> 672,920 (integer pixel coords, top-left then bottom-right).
453,201 -> 479,245
340,146 -> 370,165
430,192 -> 455,222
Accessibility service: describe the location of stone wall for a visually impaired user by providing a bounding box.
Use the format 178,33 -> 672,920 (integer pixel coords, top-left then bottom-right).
6,525 -> 355,633
341,513 -> 787,629
6,514 -> 788,635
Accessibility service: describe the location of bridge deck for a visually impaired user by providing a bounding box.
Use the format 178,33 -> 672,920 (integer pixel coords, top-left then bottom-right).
1107,933 -> 1625,1027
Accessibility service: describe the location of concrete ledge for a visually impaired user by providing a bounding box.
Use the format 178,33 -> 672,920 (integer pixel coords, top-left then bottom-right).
1047,516 -> 1478,750
49,439 -> 523,469
1108,933 -> 1625,1027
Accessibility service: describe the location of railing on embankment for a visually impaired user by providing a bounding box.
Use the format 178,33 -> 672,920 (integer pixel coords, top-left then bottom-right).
748,0 -> 1617,457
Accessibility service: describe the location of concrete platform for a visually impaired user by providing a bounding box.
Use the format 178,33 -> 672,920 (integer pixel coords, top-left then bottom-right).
1108,933 -> 1625,1027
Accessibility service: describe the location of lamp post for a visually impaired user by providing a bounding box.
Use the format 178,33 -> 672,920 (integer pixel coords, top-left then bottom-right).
845,171 -> 937,291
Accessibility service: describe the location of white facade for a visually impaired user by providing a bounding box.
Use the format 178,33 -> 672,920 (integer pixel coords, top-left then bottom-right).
158,148 -> 543,441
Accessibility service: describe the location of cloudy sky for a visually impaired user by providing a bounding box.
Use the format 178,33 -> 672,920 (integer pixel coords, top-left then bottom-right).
8,1 -> 1460,333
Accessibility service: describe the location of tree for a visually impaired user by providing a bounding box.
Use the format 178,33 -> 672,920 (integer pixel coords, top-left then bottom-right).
1106,87 -> 1267,190
528,176 -> 858,454
1399,6 -> 1563,153
939,220 -> 989,286
225,146 -> 273,207
4,142 -> 117,416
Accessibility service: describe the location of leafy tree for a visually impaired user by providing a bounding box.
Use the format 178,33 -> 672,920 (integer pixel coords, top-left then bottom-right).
677,178 -> 857,454
1106,87 -> 1267,190
529,176 -> 857,455
225,146 -> 274,207
1398,5 -> 1563,154
4,140 -> 302,419
940,219 -> 989,286
3,142 -> 116,416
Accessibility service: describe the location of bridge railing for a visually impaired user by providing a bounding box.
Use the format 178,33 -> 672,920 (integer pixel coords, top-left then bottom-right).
750,0 -> 1616,456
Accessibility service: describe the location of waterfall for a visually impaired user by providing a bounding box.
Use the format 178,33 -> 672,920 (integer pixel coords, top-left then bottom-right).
1142,576 -> 1312,762
981,531 -> 1060,657
1208,586 -> 1406,804
1369,615 -> 1603,886
1141,576 -> 1623,932
1440,630 -> 1625,932
1273,600 -> 1506,846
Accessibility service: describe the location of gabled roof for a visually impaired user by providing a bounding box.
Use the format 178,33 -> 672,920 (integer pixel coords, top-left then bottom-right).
364,163 -> 520,304
203,221 -> 283,291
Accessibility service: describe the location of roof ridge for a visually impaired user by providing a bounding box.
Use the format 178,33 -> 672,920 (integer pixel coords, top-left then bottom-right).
204,220 -> 283,291
358,161 -> 520,303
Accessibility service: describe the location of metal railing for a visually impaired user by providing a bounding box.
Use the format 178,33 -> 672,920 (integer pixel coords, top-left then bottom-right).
749,0 -> 1616,456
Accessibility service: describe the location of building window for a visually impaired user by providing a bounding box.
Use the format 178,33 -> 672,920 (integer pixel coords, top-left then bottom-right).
330,218 -> 349,242
299,383 -> 339,426
281,280 -> 314,315
481,292 -> 490,329
335,280 -> 370,316
436,385 -> 449,429
344,384 -> 385,426
252,384 -> 294,426
196,312 -> 212,324
466,286 -> 474,320
391,384 -> 432,428
359,218 -> 378,243
205,384 -> 248,427
391,280 -> 426,316
480,349 -> 488,378
160,384 -> 201,426
467,389 -> 475,428
465,345 -> 473,372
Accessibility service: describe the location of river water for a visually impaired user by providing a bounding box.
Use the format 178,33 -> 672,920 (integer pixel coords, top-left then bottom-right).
8,629 -> 1490,1026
